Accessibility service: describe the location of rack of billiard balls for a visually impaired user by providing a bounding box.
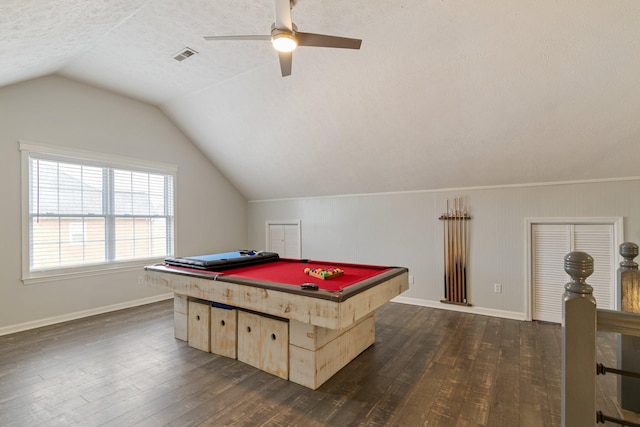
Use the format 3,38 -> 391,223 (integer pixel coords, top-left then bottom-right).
304,267 -> 344,280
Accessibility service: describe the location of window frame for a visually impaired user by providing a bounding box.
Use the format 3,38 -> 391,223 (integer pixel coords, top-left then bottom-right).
20,140 -> 178,284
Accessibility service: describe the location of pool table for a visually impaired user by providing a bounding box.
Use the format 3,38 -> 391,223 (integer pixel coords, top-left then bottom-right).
144,257 -> 409,389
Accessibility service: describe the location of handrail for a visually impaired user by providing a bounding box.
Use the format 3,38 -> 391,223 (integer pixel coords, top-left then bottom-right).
597,309 -> 640,337
597,411 -> 640,427
597,363 -> 640,379
562,243 -> 640,426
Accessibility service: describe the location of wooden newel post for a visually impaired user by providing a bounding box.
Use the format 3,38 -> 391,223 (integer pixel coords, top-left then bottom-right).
561,251 -> 597,427
618,242 -> 640,411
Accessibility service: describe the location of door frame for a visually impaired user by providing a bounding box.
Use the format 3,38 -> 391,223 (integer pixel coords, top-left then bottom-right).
524,216 -> 623,321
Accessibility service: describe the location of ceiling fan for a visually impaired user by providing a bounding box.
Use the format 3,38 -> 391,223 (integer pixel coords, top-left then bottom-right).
203,0 -> 362,77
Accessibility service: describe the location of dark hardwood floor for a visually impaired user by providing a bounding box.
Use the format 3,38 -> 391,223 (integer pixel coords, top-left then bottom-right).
0,300 -> 636,426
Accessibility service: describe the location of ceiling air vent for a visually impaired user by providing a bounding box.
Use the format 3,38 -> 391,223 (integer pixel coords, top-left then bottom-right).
173,47 -> 198,62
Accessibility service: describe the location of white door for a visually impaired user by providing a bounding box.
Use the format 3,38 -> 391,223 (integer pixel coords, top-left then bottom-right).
532,224 -> 571,323
532,223 -> 616,323
267,221 -> 301,258
573,224 -> 615,311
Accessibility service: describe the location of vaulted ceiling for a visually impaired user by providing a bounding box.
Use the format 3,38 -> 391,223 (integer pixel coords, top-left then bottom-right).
2,1 -> 639,200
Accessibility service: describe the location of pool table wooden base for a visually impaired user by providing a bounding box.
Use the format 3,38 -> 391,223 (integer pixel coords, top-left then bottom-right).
173,293 -> 375,389
144,265 -> 408,389
289,312 -> 375,389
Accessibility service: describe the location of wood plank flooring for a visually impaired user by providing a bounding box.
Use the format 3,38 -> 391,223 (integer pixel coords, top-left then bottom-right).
0,300 -> 637,426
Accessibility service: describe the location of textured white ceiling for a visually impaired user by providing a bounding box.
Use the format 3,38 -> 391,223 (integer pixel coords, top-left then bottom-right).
0,0 -> 148,83
2,0 -> 640,200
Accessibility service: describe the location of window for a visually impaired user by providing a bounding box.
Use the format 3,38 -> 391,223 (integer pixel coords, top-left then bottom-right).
21,142 -> 176,281
68,222 -> 85,244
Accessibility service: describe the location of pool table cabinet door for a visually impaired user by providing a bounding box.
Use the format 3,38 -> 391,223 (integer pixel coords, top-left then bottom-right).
237,311 -> 289,380
188,300 -> 211,352
288,312 -> 375,390
260,316 -> 289,380
210,306 -> 238,359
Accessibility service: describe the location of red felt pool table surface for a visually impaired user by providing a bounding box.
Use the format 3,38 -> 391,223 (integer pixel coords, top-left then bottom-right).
214,259 -> 392,292
149,257 -> 406,302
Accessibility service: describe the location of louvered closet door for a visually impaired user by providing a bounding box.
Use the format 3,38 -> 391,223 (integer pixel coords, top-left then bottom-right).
532,223 -> 614,323
532,224 -> 571,323
573,224 -> 614,311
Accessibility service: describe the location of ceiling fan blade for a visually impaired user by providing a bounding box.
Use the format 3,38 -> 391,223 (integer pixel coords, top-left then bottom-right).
278,51 -> 293,77
296,32 -> 362,49
274,0 -> 293,30
203,35 -> 271,41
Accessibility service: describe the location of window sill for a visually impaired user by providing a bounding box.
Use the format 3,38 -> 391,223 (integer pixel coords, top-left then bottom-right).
22,258 -> 165,285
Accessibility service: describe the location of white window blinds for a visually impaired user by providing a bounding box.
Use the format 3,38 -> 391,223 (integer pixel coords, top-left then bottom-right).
22,142 -> 175,278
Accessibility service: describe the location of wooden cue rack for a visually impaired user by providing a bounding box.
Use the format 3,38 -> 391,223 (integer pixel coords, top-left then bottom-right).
439,196 -> 471,306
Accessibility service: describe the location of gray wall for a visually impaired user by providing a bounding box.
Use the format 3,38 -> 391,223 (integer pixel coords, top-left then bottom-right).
248,179 -> 640,319
0,75 -> 247,333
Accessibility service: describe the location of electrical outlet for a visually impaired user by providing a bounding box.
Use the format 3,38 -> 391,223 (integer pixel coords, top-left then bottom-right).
494,283 -> 502,293
408,275 -> 414,285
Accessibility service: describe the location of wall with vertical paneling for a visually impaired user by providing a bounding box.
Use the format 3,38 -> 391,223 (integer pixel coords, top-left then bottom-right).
248,179 -> 640,320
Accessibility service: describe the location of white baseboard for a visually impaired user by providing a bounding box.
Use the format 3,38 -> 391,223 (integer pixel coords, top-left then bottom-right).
1,293 -> 527,337
0,293 -> 174,337
391,296 -> 527,321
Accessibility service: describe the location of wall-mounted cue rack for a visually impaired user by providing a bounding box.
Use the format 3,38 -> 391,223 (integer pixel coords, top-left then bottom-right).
439,196 -> 471,306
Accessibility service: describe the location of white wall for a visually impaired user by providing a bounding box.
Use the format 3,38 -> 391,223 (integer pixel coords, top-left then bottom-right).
0,75 -> 247,333
248,179 -> 640,320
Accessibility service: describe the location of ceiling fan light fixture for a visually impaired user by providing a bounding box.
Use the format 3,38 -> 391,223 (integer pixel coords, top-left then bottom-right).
272,31 -> 297,53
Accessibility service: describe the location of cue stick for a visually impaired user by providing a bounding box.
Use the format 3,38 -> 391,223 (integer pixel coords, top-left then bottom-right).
461,200 -> 467,303
455,196 -> 460,302
459,198 -> 464,302
456,196 -> 462,302
458,197 -> 467,303
443,200 -> 448,299
453,196 -> 460,302
447,199 -> 453,301
447,199 -> 454,301
452,196 -> 458,302
465,203 -> 469,303
451,196 -> 456,302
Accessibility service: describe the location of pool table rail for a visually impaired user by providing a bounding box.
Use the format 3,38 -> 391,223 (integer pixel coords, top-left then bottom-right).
143,265 -> 409,330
